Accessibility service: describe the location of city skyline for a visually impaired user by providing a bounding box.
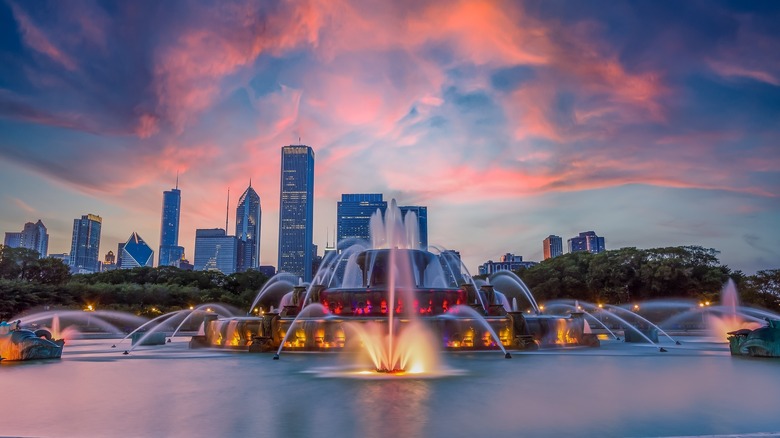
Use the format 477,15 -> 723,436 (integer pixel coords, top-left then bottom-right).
0,2 -> 778,275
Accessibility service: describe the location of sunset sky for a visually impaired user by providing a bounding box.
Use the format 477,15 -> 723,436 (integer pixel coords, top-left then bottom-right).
0,0 -> 778,275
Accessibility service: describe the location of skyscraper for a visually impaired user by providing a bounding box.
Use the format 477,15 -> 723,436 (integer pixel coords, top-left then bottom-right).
337,194 -> 387,249
399,205 -> 428,250
159,182 -> 183,267
568,231 -> 606,254
543,235 -> 563,260
69,214 -> 102,273
278,145 -> 315,281
193,228 -> 237,274
120,232 -> 154,269
235,182 -> 261,272
3,220 -> 49,258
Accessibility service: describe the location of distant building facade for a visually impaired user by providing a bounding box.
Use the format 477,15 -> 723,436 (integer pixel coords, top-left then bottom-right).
543,235 -> 563,260
278,145 -> 315,281
337,194 -> 387,249
120,232 -> 154,269
69,214 -> 102,274
235,183 -> 261,272
568,231 -> 606,254
194,228 -> 237,275
3,220 -> 49,258
159,184 -> 184,267
103,251 -> 117,271
399,205 -> 428,250
478,253 -> 538,276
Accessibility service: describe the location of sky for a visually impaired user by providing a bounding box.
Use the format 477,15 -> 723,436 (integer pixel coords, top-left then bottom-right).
0,0 -> 778,275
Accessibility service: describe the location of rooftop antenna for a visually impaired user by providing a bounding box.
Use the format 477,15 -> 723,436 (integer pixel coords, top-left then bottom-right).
175,170 -> 179,190
249,177 -> 252,188
225,187 -> 230,232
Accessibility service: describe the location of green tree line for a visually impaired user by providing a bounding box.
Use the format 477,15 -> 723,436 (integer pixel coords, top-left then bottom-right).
515,246 -> 779,312
0,245 -> 268,320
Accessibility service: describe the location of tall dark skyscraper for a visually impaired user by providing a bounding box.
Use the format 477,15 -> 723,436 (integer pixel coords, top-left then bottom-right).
399,205 -> 428,250
3,219 -> 48,257
278,145 -> 315,281
337,194 -> 387,249
235,182 -> 261,272
543,235 -> 563,260
69,214 -> 102,273
158,181 -> 183,267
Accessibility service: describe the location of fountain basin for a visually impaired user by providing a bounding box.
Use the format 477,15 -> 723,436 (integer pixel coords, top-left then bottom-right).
728,319 -> 780,358
190,310 -> 598,352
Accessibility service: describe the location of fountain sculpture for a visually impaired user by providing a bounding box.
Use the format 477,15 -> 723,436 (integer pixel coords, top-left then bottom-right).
0,320 -> 64,361
191,201 -> 598,371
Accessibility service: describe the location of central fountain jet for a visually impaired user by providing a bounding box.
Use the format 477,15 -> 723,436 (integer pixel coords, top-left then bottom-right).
191,201 -> 598,368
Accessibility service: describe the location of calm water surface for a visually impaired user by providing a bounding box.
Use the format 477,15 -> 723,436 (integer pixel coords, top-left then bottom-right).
2,338 -> 779,437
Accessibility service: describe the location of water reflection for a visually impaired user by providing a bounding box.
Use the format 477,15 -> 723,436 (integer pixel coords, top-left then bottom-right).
351,380 -> 431,438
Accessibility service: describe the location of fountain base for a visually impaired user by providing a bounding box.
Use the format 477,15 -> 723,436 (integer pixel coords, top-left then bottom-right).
190,311 -> 599,353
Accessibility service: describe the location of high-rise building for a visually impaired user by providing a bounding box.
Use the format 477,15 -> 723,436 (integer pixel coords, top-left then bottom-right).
159,182 -> 184,267
69,214 -> 102,273
399,205 -> 428,250
3,220 -> 49,258
337,194 -> 387,249
193,228 -> 238,275
568,231 -> 606,254
120,232 -> 154,269
278,145 -> 315,281
543,235 -> 563,260
235,182 -> 261,272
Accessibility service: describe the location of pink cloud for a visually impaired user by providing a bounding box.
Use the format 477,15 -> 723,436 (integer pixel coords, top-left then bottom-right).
9,2 -> 78,71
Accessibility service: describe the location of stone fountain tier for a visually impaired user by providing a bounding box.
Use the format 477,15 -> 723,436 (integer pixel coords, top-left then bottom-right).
0,328 -> 64,361
190,307 -> 599,352
728,319 -> 780,358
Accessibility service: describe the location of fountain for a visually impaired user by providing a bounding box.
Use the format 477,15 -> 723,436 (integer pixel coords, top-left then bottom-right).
191,200 -> 598,372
